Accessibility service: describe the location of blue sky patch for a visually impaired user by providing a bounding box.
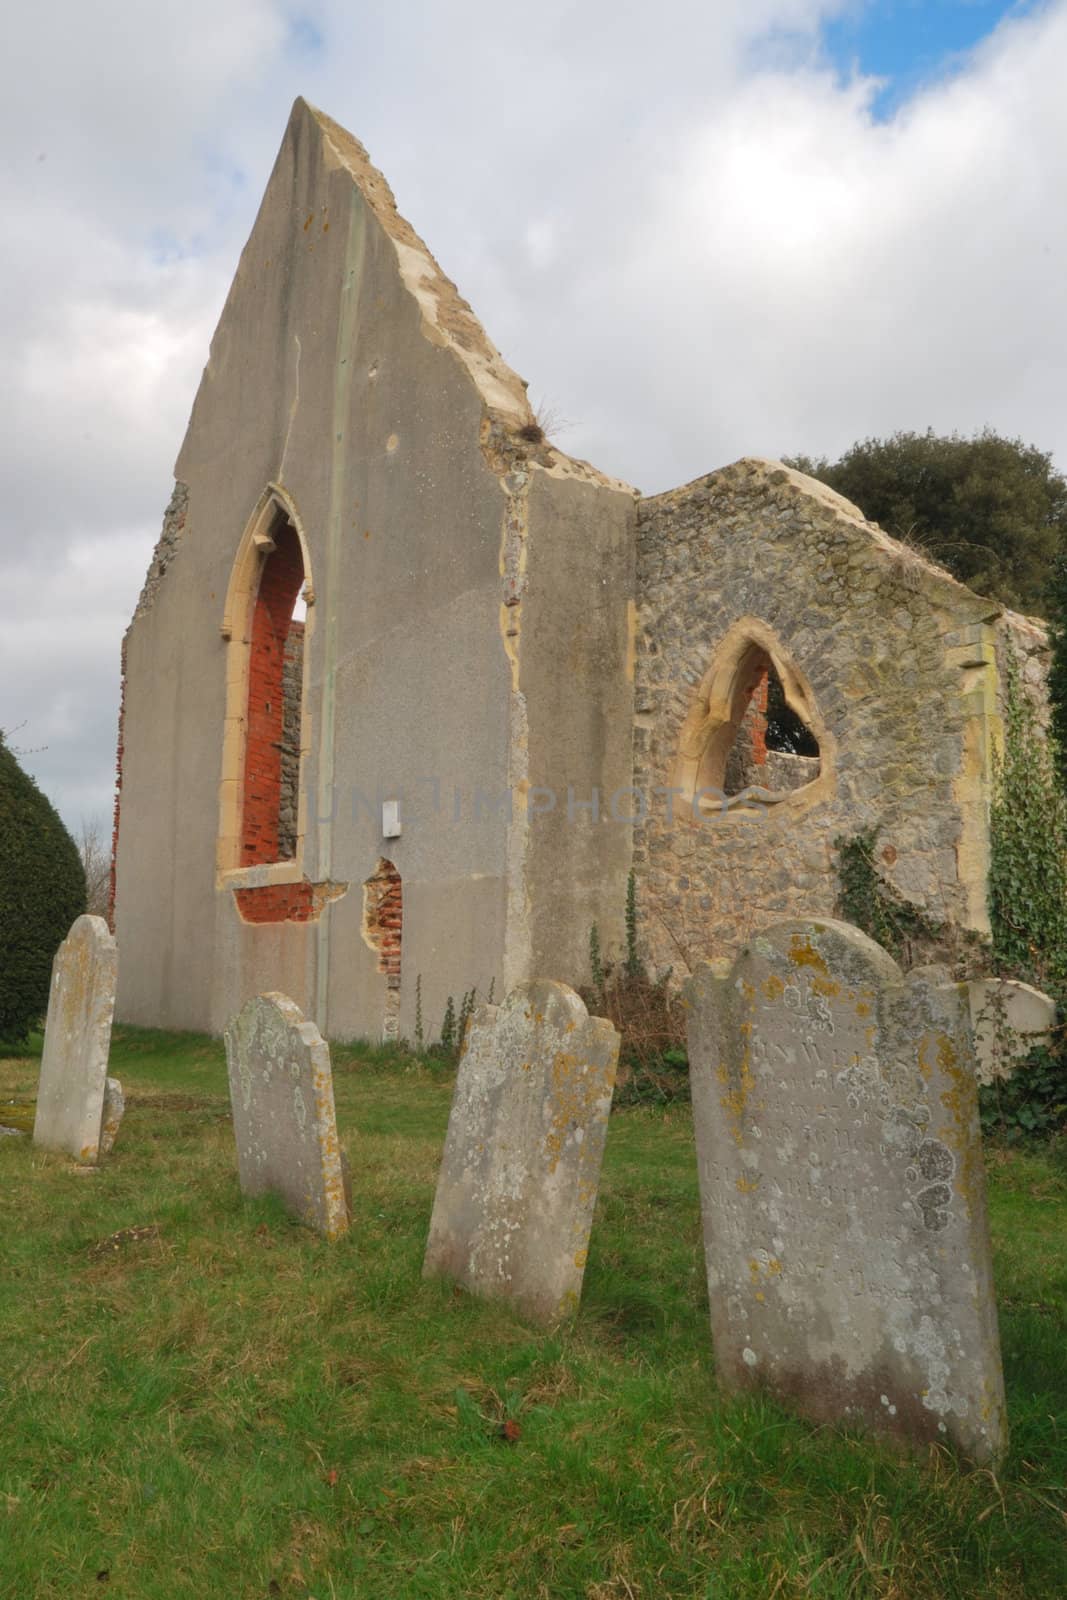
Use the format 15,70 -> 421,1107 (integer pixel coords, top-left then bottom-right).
287,13 -> 325,58
822,1 -> 1040,117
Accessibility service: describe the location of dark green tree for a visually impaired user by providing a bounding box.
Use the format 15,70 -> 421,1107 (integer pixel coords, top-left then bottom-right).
786,429 -> 1067,613
0,733 -> 86,1045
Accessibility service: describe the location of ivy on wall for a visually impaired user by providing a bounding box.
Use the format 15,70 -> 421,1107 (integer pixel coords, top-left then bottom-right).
988,646 -> 1067,995
833,648 -> 1067,1139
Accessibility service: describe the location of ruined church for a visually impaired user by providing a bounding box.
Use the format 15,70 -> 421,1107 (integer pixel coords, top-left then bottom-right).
111,98 -> 1048,1040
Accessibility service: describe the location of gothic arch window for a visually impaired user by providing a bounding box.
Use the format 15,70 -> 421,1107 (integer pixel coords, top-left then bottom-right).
218,485 -> 314,883
674,618 -> 833,816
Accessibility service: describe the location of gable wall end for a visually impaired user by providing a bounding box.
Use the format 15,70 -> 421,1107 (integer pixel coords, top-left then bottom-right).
632,461 -> 1004,975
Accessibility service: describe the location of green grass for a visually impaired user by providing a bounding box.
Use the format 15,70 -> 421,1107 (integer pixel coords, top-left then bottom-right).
1,1028 -> 1065,1599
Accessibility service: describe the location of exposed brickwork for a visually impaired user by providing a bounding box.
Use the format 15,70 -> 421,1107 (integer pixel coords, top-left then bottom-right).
363,859 -> 403,1039
242,519 -> 305,868
107,635 -> 128,933
234,878 -> 344,923
748,665 -> 769,768
363,859 -> 402,976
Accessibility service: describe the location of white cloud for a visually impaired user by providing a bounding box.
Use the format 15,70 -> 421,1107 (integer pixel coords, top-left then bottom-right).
2,0 -> 1065,827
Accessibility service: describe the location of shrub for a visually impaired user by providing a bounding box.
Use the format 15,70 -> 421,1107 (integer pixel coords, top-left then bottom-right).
0,734 -> 86,1045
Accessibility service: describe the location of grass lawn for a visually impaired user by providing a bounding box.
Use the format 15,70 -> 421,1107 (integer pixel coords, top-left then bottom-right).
1,1028 -> 1065,1599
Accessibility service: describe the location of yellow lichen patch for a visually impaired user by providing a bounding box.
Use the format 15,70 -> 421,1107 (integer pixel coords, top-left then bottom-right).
788,937 -> 829,975
736,1175 -> 760,1194
719,1047 -> 759,1146
762,974 -> 785,1001
856,1000 -> 871,1018
811,975 -> 840,998
917,1033 -> 940,1080
748,1258 -> 782,1289
573,1249 -> 588,1269
541,1051 -> 609,1175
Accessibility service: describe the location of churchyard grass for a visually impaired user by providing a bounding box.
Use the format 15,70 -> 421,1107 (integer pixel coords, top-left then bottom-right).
0,1028 -> 1064,1599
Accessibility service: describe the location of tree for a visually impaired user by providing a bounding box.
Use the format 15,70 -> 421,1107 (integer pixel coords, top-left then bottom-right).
786,429 -> 1067,613
0,733 -> 86,1045
78,818 -> 111,919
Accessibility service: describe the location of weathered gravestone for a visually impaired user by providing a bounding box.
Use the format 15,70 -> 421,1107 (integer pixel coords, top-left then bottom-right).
224,992 -> 349,1240
424,981 -> 620,1324
967,977 -> 1056,1086
33,915 -> 121,1164
686,917 -> 1006,1465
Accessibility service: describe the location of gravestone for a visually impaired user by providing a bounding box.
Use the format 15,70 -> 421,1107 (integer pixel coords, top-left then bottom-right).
33,915 -> 120,1164
424,981 -> 620,1325
99,1077 -> 126,1157
686,917 -> 1006,1465
224,992 -> 349,1240
968,978 -> 1056,1085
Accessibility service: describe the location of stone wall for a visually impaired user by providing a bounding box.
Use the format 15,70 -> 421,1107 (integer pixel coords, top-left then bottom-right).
632,458 -> 1015,978
278,622 -> 305,861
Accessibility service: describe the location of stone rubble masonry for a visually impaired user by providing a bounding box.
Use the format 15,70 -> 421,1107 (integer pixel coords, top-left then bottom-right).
633,458 -> 1049,980
278,622 -> 305,860
110,483 -> 189,930
685,917 -> 1006,1465
34,915 -> 120,1165
224,991 -> 350,1240
423,980 -> 620,1325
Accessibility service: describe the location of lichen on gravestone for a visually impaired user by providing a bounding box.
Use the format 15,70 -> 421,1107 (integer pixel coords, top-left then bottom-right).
685,917 -> 1006,1465
223,992 -> 350,1241
33,915 -> 119,1165
423,980 -> 620,1326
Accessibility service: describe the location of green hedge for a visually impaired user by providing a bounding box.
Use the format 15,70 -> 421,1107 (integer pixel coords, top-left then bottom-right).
0,736 -> 86,1044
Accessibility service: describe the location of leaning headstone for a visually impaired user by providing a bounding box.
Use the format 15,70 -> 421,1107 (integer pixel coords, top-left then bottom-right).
224,993 -> 349,1241
686,918 -> 1006,1465
423,981 -> 620,1325
33,915 -> 119,1164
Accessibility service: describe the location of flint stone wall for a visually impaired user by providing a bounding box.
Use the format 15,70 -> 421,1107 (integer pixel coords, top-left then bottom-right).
633,459 -> 1039,976
686,917 -> 1006,1465
224,992 -> 349,1240
423,980 -> 620,1324
33,915 -> 119,1164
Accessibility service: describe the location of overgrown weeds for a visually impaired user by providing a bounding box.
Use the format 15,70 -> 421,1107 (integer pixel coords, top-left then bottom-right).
584,873 -> 689,1106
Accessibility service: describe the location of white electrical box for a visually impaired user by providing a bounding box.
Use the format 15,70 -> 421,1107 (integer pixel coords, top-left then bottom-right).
382,799 -> 402,839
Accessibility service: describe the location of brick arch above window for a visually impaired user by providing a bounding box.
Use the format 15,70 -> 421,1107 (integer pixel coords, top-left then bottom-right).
673,617 -> 835,818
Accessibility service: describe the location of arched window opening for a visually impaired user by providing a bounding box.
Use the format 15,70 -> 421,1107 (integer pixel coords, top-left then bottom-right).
722,655 -> 821,799
673,620 -> 831,816
242,507 -> 307,867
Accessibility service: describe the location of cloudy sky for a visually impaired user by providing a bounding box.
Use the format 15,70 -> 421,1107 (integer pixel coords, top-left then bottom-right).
3,0 -> 1064,833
